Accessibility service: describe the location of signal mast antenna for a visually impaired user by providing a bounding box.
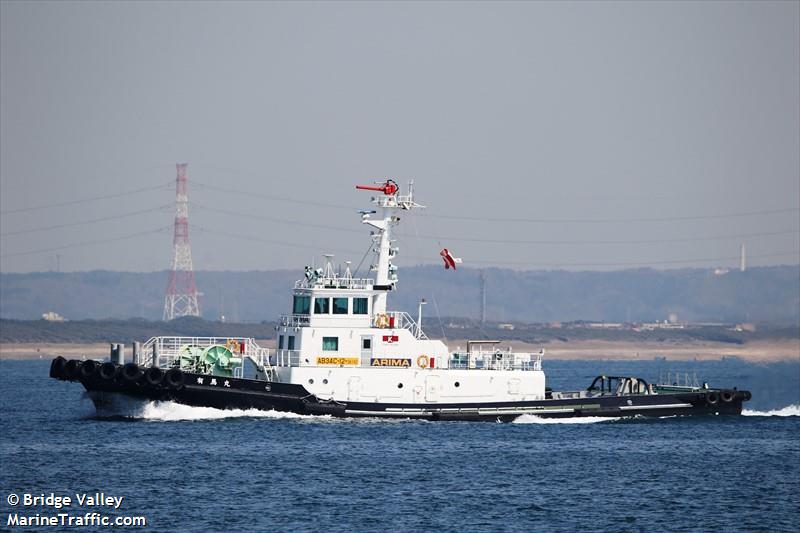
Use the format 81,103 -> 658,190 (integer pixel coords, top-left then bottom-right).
163,163 -> 201,320
355,179 -> 424,315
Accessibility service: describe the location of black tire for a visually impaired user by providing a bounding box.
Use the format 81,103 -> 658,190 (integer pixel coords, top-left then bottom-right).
122,363 -> 142,382
144,367 -> 164,387
50,357 -> 66,379
721,390 -> 735,403
743,391 -> 752,401
99,362 -> 118,380
706,391 -> 720,406
165,368 -> 185,389
79,359 -> 98,379
64,359 -> 82,380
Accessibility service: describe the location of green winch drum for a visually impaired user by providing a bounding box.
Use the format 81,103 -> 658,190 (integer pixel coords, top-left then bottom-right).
201,345 -> 242,376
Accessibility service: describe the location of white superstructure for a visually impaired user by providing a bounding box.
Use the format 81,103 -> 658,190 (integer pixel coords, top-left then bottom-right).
272,180 -> 545,404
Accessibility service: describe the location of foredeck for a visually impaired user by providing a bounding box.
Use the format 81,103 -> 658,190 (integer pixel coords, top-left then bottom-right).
138,336 -> 272,378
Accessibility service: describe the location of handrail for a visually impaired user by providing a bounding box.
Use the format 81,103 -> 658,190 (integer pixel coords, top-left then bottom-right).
294,278 -> 375,290
274,349 -> 301,367
280,314 -> 310,327
374,311 -> 428,340
449,350 -> 543,371
139,336 -> 273,378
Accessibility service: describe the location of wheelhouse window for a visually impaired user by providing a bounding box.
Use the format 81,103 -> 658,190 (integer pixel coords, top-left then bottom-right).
322,337 -> 338,351
278,335 -> 284,349
293,295 -> 310,315
353,297 -> 368,315
313,297 -> 330,314
287,336 -> 295,350
333,297 -> 349,315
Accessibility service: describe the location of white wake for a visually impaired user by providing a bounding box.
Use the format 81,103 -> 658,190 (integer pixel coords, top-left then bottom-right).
742,404 -> 800,417
136,402 -> 322,421
513,415 -> 621,424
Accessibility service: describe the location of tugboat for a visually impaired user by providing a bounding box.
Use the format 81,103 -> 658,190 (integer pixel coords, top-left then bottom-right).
50,181 -> 751,421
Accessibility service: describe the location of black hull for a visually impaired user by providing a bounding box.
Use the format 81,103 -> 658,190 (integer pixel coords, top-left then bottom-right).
51,358 -> 749,422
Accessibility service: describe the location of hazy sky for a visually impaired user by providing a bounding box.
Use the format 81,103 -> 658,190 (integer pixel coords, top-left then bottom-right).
1,1 -> 798,273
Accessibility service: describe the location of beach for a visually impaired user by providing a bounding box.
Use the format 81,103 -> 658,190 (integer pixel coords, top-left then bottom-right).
3,338 -> 797,363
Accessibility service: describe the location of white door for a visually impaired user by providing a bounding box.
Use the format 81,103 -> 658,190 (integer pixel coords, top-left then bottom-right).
414,386 -> 424,403
425,375 -> 441,402
347,376 -> 362,401
360,336 -> 373,366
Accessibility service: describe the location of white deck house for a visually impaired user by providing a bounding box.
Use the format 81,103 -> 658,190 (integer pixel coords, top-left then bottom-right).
269,181 -> 545,404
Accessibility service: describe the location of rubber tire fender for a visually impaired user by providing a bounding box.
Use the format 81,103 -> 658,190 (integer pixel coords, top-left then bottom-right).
144,367 -> 164,387
122,363 -> 142,382
64,359 -> 82,380
165,368 -> 185,389
706,391 -> 720,406
79,359 -> 98,379
99,362 -> 118,380
720,390 -> 735,403
50,357 -> 66,380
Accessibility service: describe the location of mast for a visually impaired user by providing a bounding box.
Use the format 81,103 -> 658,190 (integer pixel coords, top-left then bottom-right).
356,179 -> 423,315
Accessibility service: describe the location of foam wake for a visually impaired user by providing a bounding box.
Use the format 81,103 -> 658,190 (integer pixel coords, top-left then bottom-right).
136,402 -> 320,421
513,415 -> 620,424
742,404 -> 800,417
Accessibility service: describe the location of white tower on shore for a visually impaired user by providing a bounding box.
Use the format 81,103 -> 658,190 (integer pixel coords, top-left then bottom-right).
740,243 -> 747,272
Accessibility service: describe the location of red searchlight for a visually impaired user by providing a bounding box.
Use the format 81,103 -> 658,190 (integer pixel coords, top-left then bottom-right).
355,179 -> 399,196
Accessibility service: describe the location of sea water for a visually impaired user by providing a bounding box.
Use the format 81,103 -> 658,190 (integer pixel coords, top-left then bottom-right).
1,359 -> 798,532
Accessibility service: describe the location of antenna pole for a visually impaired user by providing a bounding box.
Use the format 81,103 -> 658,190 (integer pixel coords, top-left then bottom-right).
357,179 -> 424,315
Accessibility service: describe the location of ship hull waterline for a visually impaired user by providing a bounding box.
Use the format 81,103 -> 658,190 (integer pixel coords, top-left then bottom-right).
64,368 -> 747,422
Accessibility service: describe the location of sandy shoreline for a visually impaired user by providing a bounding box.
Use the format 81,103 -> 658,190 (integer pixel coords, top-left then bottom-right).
2,339 -> 797,363
449,339 -> 799,362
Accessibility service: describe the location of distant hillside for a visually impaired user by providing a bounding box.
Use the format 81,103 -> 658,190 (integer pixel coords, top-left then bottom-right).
1,265 -> 798,324
1,317 -> 797,345
0,316 -> 276,344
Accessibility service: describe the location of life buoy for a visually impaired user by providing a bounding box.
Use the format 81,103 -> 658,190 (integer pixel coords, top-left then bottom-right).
225,339 -> 241,353
417,355 -> 429,369
706,391 -> 719,406
375,314 -> 390,328
720,390 -> 735,403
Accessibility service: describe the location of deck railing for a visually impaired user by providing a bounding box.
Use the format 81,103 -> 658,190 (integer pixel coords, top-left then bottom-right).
374,311 -> 428,340
274,349 -> 301,367
448,350 -> 543,371
294,277 -> 375,290
280,314 -> 310,327
138,336 -> 272,378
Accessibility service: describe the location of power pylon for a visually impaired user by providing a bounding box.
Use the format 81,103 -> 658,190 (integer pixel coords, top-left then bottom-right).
163,163 -> 201,320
